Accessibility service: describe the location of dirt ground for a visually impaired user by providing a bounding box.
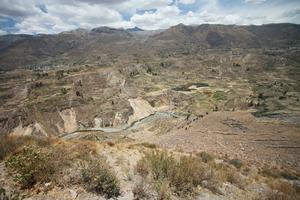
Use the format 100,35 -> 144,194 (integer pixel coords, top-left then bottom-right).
136,111 -> 300,170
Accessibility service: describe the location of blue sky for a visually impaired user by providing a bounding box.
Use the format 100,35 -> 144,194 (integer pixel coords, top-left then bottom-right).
0,0 -> 299,35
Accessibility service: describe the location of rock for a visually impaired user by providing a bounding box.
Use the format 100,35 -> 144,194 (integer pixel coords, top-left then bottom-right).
69,189 -> 78,199
45,182 -> 51,187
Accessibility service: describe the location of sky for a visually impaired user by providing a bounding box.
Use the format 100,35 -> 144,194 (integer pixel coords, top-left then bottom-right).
0,0 -> 299,35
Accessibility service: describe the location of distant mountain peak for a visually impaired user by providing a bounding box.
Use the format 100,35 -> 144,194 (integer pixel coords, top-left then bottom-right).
126,27 -> 144,32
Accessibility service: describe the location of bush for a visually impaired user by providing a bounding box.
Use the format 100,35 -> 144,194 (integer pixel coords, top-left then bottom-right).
5,145 -> 54,189
0,135 -> 50,161
146,151 -> 177,181
228,159 -> 243,169
82,159 -> 120,199
136,151 -> 219,196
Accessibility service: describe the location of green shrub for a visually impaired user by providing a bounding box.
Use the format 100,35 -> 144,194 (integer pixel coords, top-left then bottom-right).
228,159 -> 243,169
5,145 -> 54,189
82,159 -> 120,199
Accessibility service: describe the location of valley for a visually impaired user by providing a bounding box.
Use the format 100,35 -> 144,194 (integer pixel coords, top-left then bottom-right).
0,24 -> 300,200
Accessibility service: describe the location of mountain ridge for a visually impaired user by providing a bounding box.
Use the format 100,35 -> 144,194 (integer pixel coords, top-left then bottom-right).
0,23 -> 300,70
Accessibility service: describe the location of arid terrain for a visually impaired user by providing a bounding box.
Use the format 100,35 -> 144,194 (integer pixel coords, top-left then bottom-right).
0,23 -> 300,200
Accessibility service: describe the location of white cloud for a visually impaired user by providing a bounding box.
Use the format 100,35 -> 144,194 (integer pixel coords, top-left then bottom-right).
178,0 -> 196,4
131,5 -> 181,29
244,0 -> 267,4
0,0 -> 299,34
0,29 -> 7,35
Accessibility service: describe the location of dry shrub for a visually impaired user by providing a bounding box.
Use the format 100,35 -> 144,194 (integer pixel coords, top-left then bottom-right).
260,166 -> 299,181
170,156 -> 207,194
133,182 -> 149,200
265,179 -> 300,199
0,135 -> 51,160
5,145 -> 54,189
196,151 -> 214,163
82,158 -> 120,199
155,180 -> 171,200
135,158 -> 150,178
210,162 -> 245,189
4,137 -> 99,190
226,170 -> 245,189
136,151 -> 222,196
228,159 -> 243,169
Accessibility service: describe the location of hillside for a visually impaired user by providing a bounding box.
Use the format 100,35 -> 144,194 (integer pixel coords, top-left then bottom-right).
0,23 -> 300,199
1,23 -> 300,71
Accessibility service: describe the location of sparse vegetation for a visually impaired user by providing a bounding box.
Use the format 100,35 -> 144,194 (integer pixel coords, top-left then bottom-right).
212,91 -> 227,101
197,151 -> 214,163
133,182 -> 149,200
260,167 -> 299,180
5,145 -> 54,189
82,159 -> 120,199
0,135 -> 51,161
136,151 -> 223,196
228,158 -> 243,169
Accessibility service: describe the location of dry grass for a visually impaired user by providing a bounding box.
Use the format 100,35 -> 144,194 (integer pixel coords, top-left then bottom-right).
133,181 -> 149,200
3,136 -> 101,190
0,135 -> 52,160
259,166 -> 299,181
135,150 -> 223,196
264,179 -> 300,199
82,158 -> 120,199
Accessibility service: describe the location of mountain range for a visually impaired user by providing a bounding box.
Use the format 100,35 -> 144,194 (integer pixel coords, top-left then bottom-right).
0,23 -> 300,70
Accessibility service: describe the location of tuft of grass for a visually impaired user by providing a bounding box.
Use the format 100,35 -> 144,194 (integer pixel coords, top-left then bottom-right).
212,91 -> 227,101
82,158 -> 120,199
